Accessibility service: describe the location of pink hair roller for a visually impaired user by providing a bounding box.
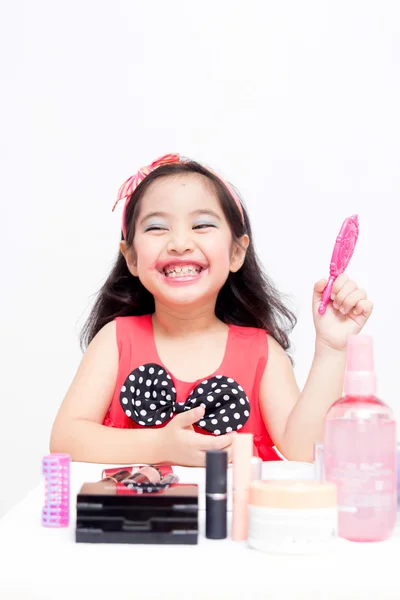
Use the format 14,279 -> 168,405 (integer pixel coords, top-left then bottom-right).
318,214 -> 359,315
42,453 -> 71,528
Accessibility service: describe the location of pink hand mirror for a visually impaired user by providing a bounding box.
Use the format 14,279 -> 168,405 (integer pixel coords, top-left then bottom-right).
318,214 -> 359,315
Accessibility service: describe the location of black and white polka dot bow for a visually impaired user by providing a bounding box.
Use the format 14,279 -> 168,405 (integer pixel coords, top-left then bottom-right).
119,363 -> 250,435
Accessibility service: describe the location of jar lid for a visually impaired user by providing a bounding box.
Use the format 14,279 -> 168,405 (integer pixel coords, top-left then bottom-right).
249,480 -> 337,508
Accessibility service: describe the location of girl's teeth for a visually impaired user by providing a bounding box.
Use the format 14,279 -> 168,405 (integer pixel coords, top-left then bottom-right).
163,265 -> 202,277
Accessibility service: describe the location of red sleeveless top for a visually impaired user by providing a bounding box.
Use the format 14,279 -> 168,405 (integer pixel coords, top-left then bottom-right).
103,314 -> 281,461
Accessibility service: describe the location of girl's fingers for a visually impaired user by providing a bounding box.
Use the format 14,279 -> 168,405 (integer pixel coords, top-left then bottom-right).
332,279 -> 359,309
197,431 -> 236,451
314,279 -> 327,295
331,274 -> 349,300
352,299 -> 374,318
337,289 -> 367,315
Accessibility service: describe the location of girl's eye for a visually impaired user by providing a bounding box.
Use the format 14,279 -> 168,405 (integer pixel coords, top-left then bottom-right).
193,223 -> 216,230
145,225 -> 167,232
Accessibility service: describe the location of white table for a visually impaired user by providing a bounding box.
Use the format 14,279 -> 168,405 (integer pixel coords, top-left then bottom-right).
1,462 -> 400,600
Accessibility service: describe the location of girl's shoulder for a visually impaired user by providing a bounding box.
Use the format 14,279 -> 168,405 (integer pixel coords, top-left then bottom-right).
114,314 -> 152,324
114,314 -> 152,331
113,314 -> 153,347
229,323 -> 267,340
227,324 -> 269,359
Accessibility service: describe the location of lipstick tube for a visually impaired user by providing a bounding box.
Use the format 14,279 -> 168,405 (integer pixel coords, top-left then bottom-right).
205,450 -> 228,540
232,433 -> 253,541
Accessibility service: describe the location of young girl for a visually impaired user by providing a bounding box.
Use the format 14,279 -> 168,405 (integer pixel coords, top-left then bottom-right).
50,153 -> 373,466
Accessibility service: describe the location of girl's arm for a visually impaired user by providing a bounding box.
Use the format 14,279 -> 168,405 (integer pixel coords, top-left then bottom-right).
50,321 -> 164,463
259,336 -> 345,462
260,275 -> 373,462
50,321 -> 235,465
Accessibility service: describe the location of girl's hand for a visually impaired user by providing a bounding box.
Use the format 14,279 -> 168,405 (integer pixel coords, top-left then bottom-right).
160,406 -> 235,467
312,274 -> 374,351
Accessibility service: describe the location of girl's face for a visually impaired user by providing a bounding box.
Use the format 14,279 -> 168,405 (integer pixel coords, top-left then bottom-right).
122,173 -> 248,310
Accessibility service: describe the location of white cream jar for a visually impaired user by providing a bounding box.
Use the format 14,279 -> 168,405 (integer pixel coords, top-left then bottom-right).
248,480 -> 338,555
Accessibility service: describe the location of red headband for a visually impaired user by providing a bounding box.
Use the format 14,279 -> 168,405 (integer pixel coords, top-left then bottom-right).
112,153 -> 244,237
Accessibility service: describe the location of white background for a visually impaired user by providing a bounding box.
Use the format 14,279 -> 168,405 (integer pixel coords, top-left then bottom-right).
1,0 -> 399,518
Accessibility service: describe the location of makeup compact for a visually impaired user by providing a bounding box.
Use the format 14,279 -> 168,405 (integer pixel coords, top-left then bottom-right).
76,482 -> 199,545
247,480 -> 338,554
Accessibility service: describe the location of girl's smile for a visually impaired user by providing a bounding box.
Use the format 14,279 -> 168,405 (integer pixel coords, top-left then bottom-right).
127,173 -> 242,308
155,258 -> 209,285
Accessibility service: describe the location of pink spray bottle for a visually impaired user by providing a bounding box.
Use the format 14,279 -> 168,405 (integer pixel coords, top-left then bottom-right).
323,335 -> 397,542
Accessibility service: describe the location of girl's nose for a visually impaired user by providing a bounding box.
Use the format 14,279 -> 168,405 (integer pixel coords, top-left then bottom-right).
166,231 -> 195,254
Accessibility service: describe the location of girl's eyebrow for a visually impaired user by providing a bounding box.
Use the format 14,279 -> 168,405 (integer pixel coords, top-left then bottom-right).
190,209 -> 221,220
139,211 -> 169,225
139,209 -> 222,224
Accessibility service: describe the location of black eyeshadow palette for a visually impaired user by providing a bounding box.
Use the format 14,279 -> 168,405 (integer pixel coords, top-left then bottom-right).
75,482 -> 199,545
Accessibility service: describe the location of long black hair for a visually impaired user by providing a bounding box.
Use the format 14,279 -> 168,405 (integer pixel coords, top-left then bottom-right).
80,160 -> 296,351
